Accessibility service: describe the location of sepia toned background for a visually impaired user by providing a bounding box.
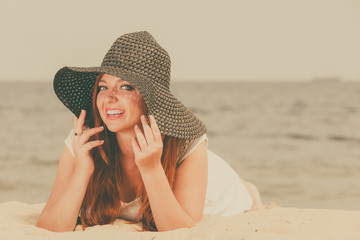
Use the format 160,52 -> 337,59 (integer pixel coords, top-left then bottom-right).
0,0 -> 359,210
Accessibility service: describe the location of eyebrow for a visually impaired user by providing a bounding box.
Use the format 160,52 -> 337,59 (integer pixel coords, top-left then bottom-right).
99,78 -> 125,84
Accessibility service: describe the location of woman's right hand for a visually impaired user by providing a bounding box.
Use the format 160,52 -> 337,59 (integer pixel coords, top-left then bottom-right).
72,109 -> 104,178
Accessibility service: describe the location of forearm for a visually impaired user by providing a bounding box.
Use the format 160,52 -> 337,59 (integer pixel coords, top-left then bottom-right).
36,172 -> 91,232
139,164 -> 196,231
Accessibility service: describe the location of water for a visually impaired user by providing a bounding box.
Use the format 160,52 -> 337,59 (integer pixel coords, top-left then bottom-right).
0,81 -> 359,210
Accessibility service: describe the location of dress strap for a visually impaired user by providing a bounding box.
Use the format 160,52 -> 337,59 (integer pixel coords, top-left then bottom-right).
64,129 -> 75,157
177,133 -> 208,166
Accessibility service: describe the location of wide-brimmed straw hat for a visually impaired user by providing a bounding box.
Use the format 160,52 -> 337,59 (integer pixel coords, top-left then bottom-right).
53,31 -> 206,140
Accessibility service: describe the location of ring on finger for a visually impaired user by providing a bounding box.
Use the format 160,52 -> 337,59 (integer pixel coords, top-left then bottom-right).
74,127 -> 87,136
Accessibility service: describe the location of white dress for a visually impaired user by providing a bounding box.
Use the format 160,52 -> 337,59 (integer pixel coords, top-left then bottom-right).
65,129 -> 253,221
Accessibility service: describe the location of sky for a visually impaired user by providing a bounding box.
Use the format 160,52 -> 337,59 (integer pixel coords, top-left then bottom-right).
1,0 -> 360,82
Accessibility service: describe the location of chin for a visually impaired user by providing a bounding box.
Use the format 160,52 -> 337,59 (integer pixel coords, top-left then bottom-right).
101,115 -> 139,133
104,122 -> 133,133
104,124 -> 121,133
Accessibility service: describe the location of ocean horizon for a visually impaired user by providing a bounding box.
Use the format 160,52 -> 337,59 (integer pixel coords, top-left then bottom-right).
1,80 -> 359,210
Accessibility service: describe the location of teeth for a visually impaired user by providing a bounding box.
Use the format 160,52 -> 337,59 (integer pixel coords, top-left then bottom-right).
107,109 -> 124,115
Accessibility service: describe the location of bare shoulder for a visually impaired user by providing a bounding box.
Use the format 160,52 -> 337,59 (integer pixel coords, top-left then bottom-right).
178,139 -> 208,167
41,144 -> 76,211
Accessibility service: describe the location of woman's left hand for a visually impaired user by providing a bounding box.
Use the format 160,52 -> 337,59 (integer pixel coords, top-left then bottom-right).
132,115 -> 163,171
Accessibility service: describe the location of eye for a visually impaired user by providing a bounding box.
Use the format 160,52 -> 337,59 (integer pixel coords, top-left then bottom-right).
121,84 -> 134,91
98,85 -> 107,91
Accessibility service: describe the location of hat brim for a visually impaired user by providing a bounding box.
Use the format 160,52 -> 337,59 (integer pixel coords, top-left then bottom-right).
54,66 -> 206,140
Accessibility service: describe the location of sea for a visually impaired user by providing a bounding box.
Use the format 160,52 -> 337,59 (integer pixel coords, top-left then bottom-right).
0,80 -> 359,210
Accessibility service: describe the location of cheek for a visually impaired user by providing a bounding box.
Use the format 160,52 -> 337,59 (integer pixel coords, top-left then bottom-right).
128,93 -> 147,114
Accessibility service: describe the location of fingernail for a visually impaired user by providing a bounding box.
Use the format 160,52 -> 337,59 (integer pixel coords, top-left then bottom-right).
141,115 -> 145,121
134,124 -> 138,129
101,140 -> 104,144
99,126 -> 104,129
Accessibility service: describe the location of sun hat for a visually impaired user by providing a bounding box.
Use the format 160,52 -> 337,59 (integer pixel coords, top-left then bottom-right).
53,31 -> 206,140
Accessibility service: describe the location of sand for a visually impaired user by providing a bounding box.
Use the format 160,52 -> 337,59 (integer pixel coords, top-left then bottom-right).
1,201 -> 359,240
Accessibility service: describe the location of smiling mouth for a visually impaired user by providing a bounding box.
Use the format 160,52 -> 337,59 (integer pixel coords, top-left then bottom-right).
106,108 -> 125,120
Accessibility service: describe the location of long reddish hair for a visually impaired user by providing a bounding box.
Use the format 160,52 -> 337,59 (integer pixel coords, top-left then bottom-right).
79,73 -> 186,231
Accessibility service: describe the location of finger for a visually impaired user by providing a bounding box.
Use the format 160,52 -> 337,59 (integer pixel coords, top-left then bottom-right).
84,139 -> 105,151
79,126 -> 104,143
134,124 -> 147,150
149,115 -> 162,143
73,113 -> 81,134
131,136 -> 141,154
73,115 -> 77,130
75,110 -> 86,136
141,115 -> 155,144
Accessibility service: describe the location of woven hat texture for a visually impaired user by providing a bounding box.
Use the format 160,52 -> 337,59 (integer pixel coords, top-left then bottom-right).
53,31 -> 206,140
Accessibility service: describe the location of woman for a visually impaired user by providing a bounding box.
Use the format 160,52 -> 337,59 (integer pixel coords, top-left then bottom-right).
36,31 -> 263,232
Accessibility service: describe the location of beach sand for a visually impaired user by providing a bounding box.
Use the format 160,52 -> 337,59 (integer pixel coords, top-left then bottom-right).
1,201 -> 359,240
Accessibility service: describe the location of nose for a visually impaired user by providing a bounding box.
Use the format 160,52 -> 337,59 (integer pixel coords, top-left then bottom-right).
105,88 -> 118,101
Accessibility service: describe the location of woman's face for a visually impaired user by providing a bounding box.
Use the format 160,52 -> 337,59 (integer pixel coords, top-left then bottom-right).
96,73 -> 147,133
